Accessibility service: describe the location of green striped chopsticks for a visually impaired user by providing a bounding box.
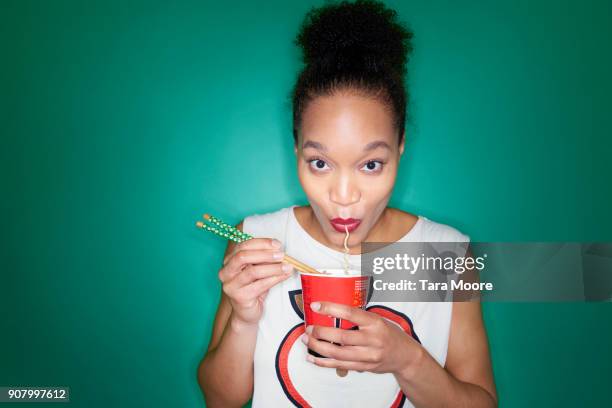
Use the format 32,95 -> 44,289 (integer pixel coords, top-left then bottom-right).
196,214 -> 251,243
196,213 -> 322,275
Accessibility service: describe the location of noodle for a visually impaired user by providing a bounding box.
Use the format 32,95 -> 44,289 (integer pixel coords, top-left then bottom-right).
343,224 -> 350,274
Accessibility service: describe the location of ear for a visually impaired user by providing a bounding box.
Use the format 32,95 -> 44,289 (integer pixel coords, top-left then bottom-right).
294,136 -> 301,156
399,133 -> 405,156
294,132 -> 301,156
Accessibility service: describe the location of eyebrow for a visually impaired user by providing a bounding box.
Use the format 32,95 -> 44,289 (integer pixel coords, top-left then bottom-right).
302,140 -> 392,152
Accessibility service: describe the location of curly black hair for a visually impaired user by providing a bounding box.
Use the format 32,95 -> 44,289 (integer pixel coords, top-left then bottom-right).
291,0 -> 414,145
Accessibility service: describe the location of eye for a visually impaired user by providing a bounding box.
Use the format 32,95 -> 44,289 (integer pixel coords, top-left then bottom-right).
361,160 -> 384,173
308,158 -> 330,172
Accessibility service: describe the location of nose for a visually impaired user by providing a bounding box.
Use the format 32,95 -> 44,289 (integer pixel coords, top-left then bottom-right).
329,172 -> 361,206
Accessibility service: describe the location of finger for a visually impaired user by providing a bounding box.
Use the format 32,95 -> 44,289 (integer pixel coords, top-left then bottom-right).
219,249 -> 285,282
233,262 -> 294,287
223,238 -> 283,265
258,290 -> 270,302
241,272 -> 292,299
224,269 -> 289,303
306,355 -> 374,372
307,325 -> 370,346
310,301 -> 375,326
303,335 -> 380,363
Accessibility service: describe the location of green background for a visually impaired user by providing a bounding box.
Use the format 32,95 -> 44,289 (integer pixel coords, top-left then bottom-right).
1,0 -> 610,406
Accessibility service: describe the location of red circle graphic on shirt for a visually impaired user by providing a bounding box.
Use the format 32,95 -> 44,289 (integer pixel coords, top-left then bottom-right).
275,304 -> 421,408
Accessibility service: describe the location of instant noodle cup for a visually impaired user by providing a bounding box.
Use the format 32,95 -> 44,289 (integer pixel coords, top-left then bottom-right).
300,268 -> 371,358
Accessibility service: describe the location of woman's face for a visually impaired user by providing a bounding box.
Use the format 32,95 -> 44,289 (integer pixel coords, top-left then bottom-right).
295,90 -> 405,250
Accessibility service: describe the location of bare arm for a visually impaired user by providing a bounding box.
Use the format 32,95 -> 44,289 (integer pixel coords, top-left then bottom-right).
392,300 -> 497,407
197,300 -> 258,407
196,222 -> 292,407
394,249 -> 497,407
305,299 -> 497,407
197,223 -> 255,407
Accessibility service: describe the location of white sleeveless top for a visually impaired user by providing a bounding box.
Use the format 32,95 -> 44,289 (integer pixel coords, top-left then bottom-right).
243,205 -> 470,408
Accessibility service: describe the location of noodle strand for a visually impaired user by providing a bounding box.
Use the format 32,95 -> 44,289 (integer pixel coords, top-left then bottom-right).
343,224 -> 350,274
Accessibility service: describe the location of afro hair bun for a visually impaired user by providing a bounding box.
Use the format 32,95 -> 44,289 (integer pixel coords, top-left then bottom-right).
295,0 -> 414,75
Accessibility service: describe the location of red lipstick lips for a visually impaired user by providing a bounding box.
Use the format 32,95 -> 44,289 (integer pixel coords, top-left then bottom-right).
330,218 -> 361,233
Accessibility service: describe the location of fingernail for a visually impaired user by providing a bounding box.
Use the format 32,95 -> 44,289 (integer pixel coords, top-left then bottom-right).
271,239 -> 283,249
306,355 -> 315,363
311,302 -> 320,311
301,334 -> 308,344
282,263 -> 294,274
272,251 -> 284,260
305,325 -> 313,334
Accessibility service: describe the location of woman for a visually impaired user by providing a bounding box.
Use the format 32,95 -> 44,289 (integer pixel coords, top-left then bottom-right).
198,1 -> 497,406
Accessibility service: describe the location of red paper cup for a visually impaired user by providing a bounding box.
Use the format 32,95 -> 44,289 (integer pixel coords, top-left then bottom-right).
300,268 -> 371,358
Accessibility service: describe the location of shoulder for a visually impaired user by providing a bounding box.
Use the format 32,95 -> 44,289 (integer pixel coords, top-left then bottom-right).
242,205 -> 294,240
243,205 -> 293,225
418,215 -> 470,243
390,207 -> 470,243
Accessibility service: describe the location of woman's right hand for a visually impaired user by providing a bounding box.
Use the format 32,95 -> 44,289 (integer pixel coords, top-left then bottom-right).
219,238 -> 293,326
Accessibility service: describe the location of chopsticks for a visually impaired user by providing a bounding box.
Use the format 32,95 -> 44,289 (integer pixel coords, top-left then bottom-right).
196,213 -> 324,275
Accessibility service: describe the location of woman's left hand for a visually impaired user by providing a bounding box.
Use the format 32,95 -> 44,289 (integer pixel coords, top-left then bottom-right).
302,301 -> 423,375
